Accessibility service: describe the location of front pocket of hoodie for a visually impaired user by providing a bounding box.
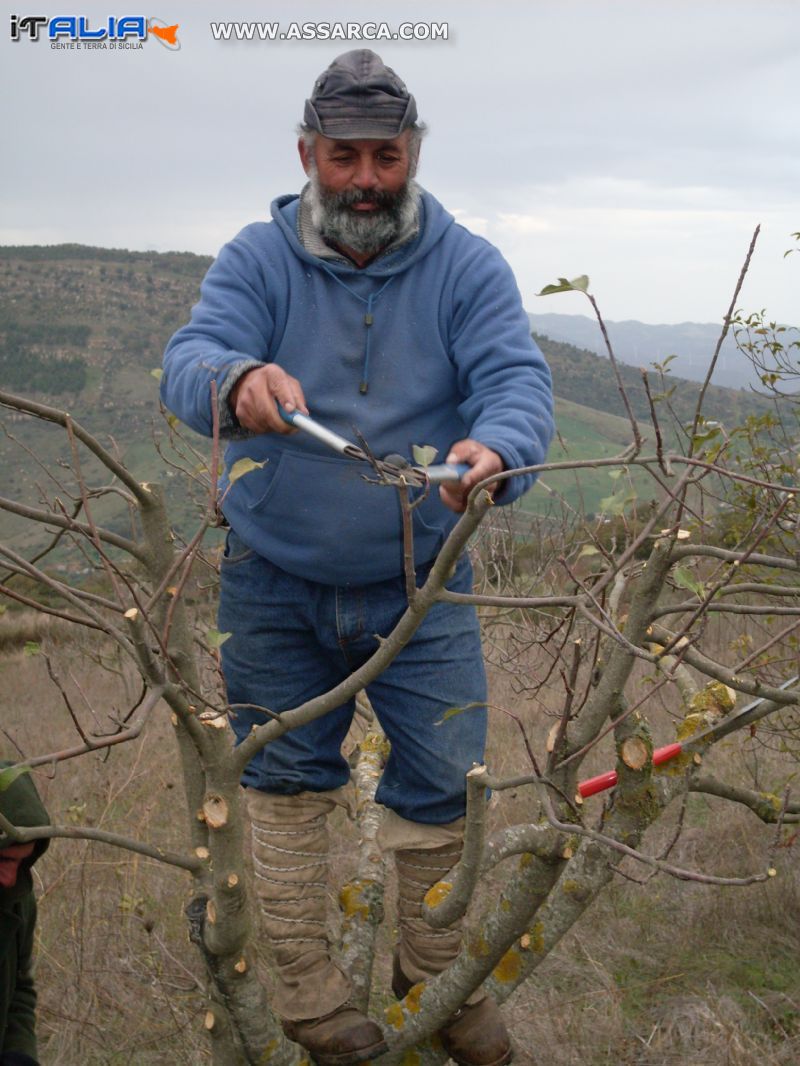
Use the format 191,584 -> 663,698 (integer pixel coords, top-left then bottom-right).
239,450 -> 447,584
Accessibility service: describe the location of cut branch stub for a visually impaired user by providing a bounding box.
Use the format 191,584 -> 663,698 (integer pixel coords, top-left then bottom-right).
620,736 -> 650,772
203,794 -> 229,830
690,680 -> 737,718
422,763 -> 488,929
199,710 -> 229,730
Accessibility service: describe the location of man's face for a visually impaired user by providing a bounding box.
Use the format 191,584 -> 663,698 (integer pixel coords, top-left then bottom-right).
300,131 -> 413,202
0,841 -> 35,889
298,131 -> 419,257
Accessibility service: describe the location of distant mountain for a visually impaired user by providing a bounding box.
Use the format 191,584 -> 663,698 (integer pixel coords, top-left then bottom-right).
528,312 -> 759,391
533,333 -> 776,433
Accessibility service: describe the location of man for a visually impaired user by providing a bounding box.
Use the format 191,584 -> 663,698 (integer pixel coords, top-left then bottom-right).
162,49 -> 553,1066
0,766 -> 50,1066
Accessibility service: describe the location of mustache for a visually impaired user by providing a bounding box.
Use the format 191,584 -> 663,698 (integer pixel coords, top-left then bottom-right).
320,186 -> 404,211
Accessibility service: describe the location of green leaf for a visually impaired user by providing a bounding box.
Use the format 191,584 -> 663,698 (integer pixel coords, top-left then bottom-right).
23,641 -> 40,657
0,765 -> 30,793
434,701 -> 484,726
691,426 -> 721,447
598,487 -> 637,517
228,458 -> 267,484
577,544 -> 600,559
412,444 -> 438,468
608,467 -> 627,481
673,566 -> 705,599
206,629 -> 232,649
537,275 -> 590,297
119,892 -> 145,916
66,801 -> 86,824
150,368 -> 163,381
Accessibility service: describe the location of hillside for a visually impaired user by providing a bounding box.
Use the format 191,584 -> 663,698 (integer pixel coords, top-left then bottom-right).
529,311 -> 760,390
534,333 -> 776,432
528,396 -> 649,514
0,244 -> 783,545
0,245 -> 214,550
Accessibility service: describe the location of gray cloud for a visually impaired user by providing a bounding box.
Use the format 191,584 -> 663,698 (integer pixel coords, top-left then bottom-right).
2,0 -> 797,322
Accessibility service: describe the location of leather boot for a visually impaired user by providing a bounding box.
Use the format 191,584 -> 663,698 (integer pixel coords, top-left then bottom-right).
394,839 -> 513,1066
282,1006 -> 388,1066
393,958 -> 513,1066
247,788 -> 387,1065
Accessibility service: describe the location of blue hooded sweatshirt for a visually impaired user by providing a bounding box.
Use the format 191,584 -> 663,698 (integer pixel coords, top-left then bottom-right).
161,190 -> 554,585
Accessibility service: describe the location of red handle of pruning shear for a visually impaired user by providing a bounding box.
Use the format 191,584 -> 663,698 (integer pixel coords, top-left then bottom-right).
578,743 -> 683,798
576,677 -> 799,799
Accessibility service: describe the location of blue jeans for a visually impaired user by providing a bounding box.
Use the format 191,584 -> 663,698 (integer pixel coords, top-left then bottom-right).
218,529 -> 487,824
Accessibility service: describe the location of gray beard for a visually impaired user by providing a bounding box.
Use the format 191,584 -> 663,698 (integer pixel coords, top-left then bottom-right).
307,167 -> 420,257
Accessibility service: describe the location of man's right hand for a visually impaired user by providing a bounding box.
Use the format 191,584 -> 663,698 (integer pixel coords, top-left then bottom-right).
229,364 -> 308,434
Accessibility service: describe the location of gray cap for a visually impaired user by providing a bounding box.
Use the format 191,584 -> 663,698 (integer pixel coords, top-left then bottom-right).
303,49 -> 418,140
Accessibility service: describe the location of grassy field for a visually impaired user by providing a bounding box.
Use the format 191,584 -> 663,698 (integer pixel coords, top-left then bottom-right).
1,609 -> 798,1065
522,397 -> 653,517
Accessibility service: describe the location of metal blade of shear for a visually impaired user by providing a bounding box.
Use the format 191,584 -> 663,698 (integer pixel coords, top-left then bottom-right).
278,407 -> 367,461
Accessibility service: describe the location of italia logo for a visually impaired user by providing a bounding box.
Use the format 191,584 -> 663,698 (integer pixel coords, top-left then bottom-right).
10,15 -> 180,49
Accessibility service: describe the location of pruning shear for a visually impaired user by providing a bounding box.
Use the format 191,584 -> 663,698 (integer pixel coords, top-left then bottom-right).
578,674 -> 799,798
278,407 -> 470,486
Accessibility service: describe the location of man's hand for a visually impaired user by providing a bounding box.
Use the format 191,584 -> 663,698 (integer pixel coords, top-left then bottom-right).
229,365 -> 308,434
439,439 -> 505,514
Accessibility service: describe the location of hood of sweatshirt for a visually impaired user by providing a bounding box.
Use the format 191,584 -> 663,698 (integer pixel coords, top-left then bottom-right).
0,763 -> 50,905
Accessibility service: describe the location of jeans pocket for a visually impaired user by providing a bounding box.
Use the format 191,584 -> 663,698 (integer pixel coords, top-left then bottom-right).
221,528 -> 256,566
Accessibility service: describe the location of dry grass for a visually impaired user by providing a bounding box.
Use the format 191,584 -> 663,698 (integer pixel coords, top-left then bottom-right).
1,620 -> 798,1065
483,616 -> 800,1066
0,609 -> 76,653
2,640 -> 209,1064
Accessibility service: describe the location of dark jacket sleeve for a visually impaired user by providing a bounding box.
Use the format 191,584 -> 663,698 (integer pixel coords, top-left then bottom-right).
2,896 -> 39,1063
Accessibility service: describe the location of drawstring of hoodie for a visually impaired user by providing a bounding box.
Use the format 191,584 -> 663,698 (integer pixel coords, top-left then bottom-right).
318,263 -> 397,394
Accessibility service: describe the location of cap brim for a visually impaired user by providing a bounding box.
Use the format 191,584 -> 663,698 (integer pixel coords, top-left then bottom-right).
316,117 -> 408,139
304,96 -> 417,140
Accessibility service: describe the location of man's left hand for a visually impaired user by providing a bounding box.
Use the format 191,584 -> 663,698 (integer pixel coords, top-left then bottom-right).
439,439 -> 505,514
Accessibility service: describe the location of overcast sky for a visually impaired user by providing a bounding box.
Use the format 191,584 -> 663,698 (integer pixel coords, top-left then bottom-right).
2,1 -> 798,324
